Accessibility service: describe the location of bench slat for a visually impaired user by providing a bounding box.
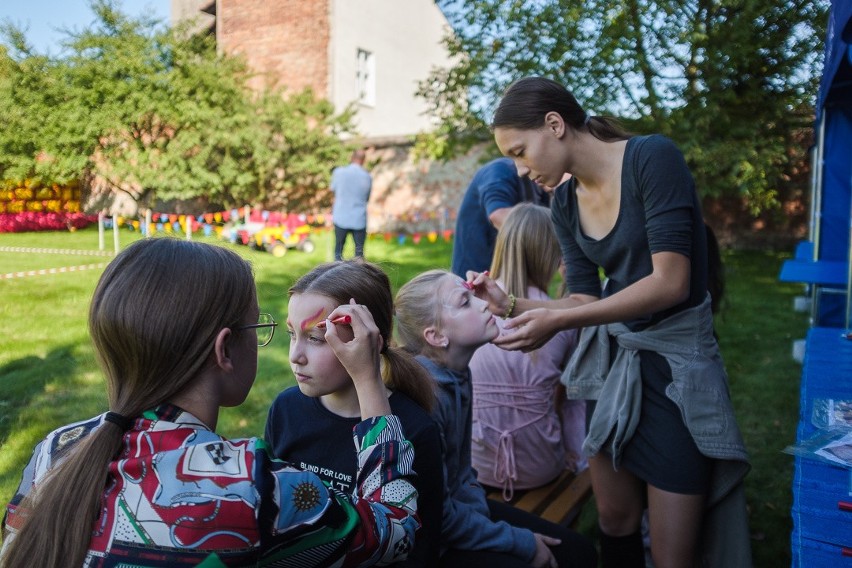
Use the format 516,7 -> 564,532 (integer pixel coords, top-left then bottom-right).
539,468 -> 591,525
485,468 -> 592,526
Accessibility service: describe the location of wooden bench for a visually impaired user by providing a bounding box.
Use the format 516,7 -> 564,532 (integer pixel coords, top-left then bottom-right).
485,468 -> 593,528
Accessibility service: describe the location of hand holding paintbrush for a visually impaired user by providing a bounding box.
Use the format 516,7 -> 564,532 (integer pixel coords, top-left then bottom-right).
315,315 -> 352,329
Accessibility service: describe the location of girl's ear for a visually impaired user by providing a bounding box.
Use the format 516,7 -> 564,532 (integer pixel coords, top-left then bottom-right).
423,326 -> 448,349
214,328 -> 235,372
544,111 -> 565,138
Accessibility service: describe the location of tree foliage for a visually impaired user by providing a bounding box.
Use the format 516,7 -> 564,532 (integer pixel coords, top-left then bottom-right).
417,0 -> 828,213
0,0 -> 354,213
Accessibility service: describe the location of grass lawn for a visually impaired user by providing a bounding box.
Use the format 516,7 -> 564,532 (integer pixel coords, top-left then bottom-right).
0,227 -> 807,565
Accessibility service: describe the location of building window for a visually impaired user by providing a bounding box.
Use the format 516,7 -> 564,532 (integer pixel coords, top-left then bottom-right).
356,49 -> 375,107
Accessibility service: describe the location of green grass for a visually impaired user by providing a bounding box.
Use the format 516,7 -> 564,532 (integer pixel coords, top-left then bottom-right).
0,228 -> 808,566
715,249 -> 808,566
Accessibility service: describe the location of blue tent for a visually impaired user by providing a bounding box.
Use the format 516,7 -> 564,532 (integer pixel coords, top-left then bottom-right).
788,8 -> 852,566
780,0 -> 852,327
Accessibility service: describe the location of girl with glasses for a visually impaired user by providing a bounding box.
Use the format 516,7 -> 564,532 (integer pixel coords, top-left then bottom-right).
1,238 -> 418,568
265,259 -> 442,568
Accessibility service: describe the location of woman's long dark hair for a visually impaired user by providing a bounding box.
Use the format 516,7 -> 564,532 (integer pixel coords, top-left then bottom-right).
492,76 -> 632,142
705,222 -> 725,314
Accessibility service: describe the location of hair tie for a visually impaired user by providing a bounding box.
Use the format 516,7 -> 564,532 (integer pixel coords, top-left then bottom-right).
104,411 -> 133,431
583,114 -> 591,126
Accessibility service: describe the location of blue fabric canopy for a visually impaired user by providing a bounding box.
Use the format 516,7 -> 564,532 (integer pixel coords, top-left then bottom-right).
815,0 -> 852,326
817,1 -> 852,266
779,1 -> 852,327
816,0 -> 852,118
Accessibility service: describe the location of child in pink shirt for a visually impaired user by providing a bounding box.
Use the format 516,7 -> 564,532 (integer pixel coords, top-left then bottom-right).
469,203 -> 586,499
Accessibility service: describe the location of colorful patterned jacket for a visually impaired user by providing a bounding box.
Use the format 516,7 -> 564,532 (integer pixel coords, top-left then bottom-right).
2,404 -> 418,567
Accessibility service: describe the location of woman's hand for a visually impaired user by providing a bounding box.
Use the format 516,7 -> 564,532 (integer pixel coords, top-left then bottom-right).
531,533 -> 560,568
464,270 -> 510,316
491,308 -> 563,352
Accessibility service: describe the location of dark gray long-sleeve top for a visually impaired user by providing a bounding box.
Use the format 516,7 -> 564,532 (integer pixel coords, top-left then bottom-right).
551,134 -> 708,329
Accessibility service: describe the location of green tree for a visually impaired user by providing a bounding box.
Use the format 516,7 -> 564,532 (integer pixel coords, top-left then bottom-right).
0,0 -> 353,213
418,0 -> 827,213
247,89 -> 356,212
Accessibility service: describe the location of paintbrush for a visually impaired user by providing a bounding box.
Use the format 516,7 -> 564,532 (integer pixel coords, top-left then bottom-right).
462,270 -> 488,290
315,315 -> 352,329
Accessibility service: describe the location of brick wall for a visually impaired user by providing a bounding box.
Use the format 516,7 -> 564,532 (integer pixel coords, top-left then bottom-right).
363,142 -> 492,235
218,0 -> 330,95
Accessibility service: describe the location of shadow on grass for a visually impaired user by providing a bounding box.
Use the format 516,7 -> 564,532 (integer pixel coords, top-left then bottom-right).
0,345 -> 82,445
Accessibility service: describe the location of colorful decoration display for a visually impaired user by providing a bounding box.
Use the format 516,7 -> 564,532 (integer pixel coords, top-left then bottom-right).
0,180 -> 94,233
0,212 -> 97,233
109,206 -> 457,245
0,190 -> 457,244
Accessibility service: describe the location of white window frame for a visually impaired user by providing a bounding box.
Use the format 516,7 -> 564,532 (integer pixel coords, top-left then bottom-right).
356,48 -> 375,107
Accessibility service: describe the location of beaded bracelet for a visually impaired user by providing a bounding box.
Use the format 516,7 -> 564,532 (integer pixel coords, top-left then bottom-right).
503,294 -> 516,319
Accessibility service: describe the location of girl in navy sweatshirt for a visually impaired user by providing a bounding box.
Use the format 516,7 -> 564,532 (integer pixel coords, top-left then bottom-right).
265,259 -> 443,568
395,270 -> 596,568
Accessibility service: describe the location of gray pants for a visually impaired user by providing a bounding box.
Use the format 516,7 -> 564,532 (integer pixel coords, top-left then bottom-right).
334,225 -> 366,260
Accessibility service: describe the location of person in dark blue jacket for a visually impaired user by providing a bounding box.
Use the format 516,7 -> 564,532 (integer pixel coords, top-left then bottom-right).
451,157 -> 548,277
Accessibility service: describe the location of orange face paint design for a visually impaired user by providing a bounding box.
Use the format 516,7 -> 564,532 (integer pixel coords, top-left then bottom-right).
300,307 -> 327,331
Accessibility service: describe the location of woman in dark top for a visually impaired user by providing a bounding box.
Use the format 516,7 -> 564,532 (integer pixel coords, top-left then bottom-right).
467,77 -> 751,568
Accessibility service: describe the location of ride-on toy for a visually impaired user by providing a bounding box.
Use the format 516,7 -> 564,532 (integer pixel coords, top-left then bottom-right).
225,212 -> 315,257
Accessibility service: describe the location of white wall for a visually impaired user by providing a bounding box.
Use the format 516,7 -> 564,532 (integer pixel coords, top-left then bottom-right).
329,0 -> 454,139
170,0 -> 215,35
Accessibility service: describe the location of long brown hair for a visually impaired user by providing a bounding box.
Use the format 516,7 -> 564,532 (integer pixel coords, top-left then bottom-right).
490,203 -> 561,299
492,76 -> 632,142
289,259 -> 436,412
2,238 -> 255,568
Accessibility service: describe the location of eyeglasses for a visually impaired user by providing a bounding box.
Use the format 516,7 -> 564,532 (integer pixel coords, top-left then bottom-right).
235,312 -> 278,347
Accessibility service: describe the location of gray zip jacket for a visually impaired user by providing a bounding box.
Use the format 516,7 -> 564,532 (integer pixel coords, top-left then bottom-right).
563,294 -> 752,567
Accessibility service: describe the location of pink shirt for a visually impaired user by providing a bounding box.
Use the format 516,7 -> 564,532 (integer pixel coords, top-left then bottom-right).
469,286 -> 584,499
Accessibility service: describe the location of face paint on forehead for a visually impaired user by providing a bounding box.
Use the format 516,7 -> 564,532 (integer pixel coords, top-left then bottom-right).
440,279 -> 469,310
300,306 -> 327,331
